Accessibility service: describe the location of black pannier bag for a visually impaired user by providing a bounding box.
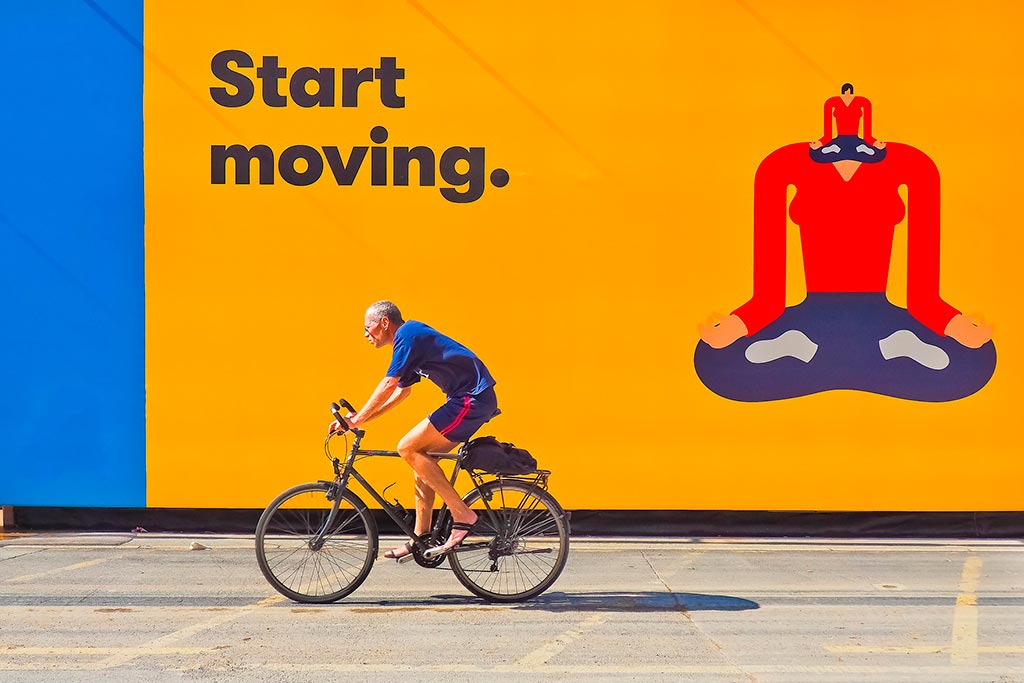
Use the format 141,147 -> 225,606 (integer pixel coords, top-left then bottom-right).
461,436 -> 538,474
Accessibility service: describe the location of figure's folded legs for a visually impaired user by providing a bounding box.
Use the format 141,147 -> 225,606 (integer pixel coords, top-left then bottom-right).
695,316 -> 834,402
695,294 -> 996,402
809,135 -> 887,163
869,327 -> 996,402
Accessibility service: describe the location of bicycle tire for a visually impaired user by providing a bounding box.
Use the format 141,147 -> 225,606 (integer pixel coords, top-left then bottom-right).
255,481 -> 378,603
448,479 -> 569,602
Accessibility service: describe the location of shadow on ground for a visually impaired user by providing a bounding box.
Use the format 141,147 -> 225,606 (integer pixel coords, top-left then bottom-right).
340,591 -> 760,613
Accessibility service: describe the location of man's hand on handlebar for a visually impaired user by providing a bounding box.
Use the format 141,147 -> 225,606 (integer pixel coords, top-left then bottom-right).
327,412 -> 358,435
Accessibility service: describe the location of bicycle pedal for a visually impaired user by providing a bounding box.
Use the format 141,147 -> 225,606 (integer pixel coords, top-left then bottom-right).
397,552 -> 416,564
421,545 -> 448,559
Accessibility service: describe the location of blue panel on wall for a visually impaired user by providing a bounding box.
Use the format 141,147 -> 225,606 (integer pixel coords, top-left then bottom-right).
0,1 -> 145,506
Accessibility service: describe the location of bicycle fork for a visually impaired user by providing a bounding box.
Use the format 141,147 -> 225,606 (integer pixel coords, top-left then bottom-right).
308,478 -> 346,551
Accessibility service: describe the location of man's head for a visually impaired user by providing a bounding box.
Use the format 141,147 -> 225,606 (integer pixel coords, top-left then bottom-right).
363,300 -> 404,347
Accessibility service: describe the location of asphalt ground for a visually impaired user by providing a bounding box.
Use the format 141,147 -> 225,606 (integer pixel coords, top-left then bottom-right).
0,533 -> 1021,683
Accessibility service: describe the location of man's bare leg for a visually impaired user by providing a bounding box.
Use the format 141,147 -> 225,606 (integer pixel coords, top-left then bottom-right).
384,418 -> 477,558
398,418 -> 476,521
413,473 -> 435,535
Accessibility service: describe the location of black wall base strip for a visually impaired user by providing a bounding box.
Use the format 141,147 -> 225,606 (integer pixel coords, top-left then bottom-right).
9,508 -> 1024,538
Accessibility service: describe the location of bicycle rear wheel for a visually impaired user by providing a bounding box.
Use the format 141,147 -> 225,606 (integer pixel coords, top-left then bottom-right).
448,479 -> 569,602
255,481 -> 377,603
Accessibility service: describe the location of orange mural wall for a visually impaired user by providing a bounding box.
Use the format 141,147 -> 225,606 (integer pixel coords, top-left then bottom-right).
145,1 -> 1024,511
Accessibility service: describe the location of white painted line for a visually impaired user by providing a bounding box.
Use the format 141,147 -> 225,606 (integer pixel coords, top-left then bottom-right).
6,539 -> 1024,553
951,555 -> 982,665
3,661 -> 1024,675
4,558 -> 110,583
0,646 -> 213,655
572,545 -> 1024,554
255,663 -> 1024,675
828,645 -> 948,654
828,645 -> 1024,654
517,614 -> 605,666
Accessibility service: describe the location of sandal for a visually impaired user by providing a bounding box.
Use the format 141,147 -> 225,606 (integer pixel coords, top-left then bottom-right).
383,541 -> 415,563
423,514 -> 478,559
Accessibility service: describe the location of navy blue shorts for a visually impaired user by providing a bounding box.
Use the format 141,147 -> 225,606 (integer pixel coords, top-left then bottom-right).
429,387 -> 499,442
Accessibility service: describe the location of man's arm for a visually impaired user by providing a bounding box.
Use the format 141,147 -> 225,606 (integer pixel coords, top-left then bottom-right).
375,382 -> 412,416
347,377 -> 410,428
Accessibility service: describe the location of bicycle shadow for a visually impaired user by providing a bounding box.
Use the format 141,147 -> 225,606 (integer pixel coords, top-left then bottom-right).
523,591 -> 758,612
374,591 -> 760,613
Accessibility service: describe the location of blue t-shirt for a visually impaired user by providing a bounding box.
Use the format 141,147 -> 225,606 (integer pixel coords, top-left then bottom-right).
386,321 -> 496,397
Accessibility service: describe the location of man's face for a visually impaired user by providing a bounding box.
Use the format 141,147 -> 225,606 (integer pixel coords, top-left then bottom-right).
363,313 -> 391,348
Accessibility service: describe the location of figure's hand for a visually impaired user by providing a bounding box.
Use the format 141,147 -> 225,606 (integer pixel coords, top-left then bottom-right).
699,314 -> 748,349
945,313 -> 993,348
809,141 -> 823,150
873,140 -> 886,149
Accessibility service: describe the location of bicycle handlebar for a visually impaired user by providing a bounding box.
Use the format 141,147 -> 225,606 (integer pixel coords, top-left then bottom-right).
330,399 -> 364,437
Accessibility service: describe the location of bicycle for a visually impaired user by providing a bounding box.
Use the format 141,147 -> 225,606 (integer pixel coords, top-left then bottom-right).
254,399 -> 570,603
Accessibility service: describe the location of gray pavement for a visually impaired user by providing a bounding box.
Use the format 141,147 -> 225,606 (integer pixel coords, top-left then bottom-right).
0,533 -> 1022,682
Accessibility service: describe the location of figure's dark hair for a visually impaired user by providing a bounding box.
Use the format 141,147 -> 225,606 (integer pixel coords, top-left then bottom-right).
368,300 -> 405,325
841,83 -> 854,94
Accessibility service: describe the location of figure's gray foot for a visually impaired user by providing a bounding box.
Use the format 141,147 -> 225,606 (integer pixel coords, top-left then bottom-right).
822,144 -> 841,154
745,330 -> 819,364
856,143 -> 876,156
878,330 -> 950,370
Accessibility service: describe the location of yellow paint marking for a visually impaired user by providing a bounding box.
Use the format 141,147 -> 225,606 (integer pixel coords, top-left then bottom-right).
825,557 -> 1010,662
517,614 -> 605,666
254,596 -> 287,608
952,555 -> 982,664
5,558 -> 110,583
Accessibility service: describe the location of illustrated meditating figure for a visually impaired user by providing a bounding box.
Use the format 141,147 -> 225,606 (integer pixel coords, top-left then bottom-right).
809,83 -> 887,163
695,132 -> 996,402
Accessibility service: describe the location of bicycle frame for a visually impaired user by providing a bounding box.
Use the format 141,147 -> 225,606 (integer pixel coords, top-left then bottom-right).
310,428 -> 551,556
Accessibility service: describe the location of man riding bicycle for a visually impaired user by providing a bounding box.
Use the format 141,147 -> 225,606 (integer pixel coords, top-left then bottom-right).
332,300 -> 498,561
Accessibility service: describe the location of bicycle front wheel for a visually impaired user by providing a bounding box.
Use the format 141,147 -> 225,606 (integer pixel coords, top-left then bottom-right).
255,482 -> 378,603
449,479 -> 569,602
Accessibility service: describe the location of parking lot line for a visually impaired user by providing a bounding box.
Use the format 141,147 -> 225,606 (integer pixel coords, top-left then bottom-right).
951,555 -> 982,664
517,614 -> 605,666
4,558 -> 110,583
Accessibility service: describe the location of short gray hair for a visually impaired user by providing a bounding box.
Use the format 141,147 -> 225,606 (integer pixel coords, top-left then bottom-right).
367,300 -> 404,324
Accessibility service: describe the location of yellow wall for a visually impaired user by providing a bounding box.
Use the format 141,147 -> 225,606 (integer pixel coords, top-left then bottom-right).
146,1 -> 1024,510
